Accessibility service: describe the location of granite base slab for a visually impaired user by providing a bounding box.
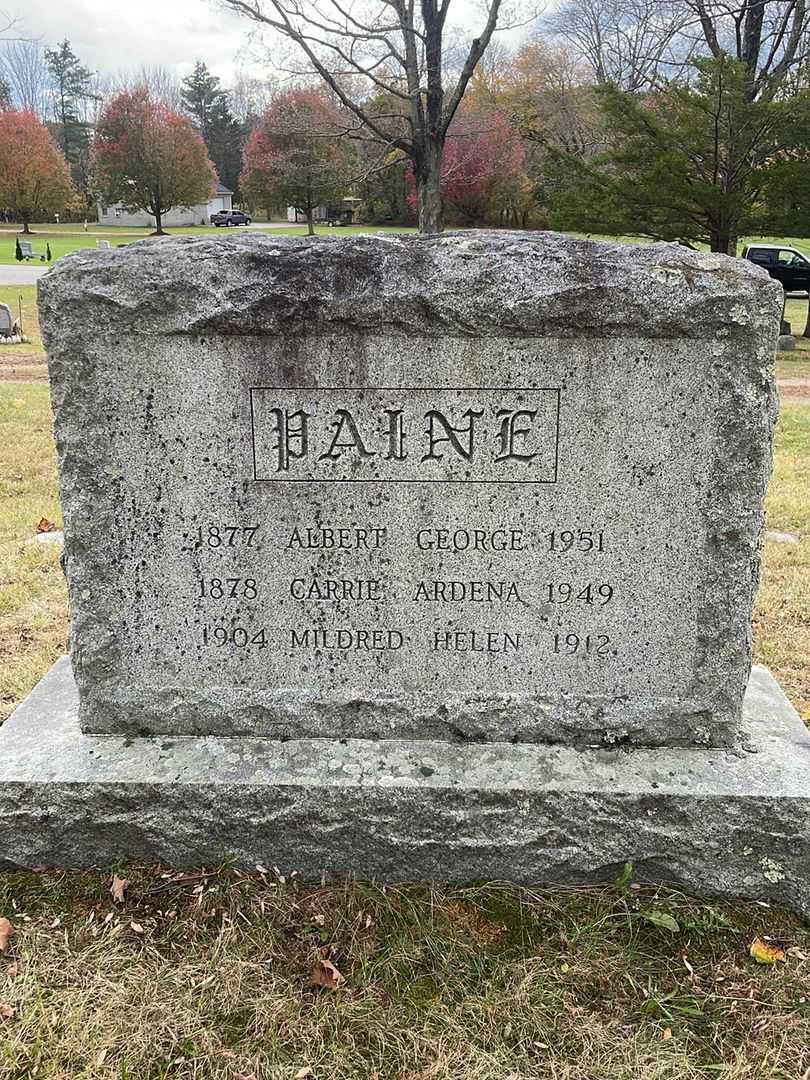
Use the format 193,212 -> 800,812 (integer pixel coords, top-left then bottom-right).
2,657 -> 809,918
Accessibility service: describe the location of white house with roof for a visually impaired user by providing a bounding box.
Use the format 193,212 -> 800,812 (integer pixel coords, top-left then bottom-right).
97,182 -> 234,228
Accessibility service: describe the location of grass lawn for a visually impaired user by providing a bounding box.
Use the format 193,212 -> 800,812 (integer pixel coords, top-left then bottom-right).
0,871 -> 808,1080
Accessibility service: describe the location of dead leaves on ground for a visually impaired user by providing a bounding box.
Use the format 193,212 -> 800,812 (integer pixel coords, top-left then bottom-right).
311,949 -> 344,990
35,517 -> 56,533
110,874 -> 129,904
750,936 -> 787,965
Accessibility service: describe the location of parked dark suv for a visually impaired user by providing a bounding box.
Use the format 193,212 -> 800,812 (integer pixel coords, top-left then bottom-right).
742,244 -> 810,293
210,210 -> 252,226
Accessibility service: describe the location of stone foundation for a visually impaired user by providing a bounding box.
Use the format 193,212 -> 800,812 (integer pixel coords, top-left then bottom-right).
2,657 -> 809,918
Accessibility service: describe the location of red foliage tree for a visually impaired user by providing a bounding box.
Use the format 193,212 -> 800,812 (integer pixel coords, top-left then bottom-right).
241,89 -> 355,235
407,109 -> 529,225
94,89 -> 217,235
0,110 -> 75,233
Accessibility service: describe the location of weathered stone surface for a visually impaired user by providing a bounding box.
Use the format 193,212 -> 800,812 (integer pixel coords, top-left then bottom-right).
2,657 -> 809,918
38,232 -> 782,745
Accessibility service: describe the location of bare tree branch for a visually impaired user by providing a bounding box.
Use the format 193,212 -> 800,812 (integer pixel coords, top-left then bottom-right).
220,0 -> 523,230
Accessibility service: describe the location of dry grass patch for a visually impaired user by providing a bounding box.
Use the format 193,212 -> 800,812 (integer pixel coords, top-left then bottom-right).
0,384 -> 66,721
756,405 -> 810,719
0,869 -> 808,1080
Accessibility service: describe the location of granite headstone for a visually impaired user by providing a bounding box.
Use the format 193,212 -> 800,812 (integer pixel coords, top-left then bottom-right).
38,232 -> 778,747
3,231 -> 808,919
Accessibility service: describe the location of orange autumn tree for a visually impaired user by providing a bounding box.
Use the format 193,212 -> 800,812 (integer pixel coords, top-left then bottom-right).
0,110 -> 75,233
94,88 -> 217,235
241,89 -> 356,235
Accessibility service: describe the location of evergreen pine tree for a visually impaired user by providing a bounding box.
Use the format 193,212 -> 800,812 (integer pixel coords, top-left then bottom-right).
181,61 -> 244,195
45,40 -> 98,207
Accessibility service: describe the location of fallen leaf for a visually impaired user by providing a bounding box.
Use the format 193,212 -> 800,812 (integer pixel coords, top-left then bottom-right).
661,1027 -> 672,1041
6,963 -> 18,979
110,875 -> 129,904
642,910 -> 681,933
36,517 -> 56,534
0,918 -> 12,953
12,399 -> 24,409
130,922 -> 144,934
750,937 -> 786,965
95,1048 -> 108,1067
0,1003 -> 14,1020
311,956 -> 343,989
296,1069 -> 314,1079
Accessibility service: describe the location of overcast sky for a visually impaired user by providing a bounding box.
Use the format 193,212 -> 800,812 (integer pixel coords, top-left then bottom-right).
13,0 -> 535,88
14,0 -> 262,84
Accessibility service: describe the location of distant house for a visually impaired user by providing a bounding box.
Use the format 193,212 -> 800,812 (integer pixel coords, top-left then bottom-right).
97,182 -> 234,228
286,197 -> 361,225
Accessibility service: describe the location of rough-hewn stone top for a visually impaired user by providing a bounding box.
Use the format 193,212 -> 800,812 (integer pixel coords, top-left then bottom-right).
39,230 -> 782,344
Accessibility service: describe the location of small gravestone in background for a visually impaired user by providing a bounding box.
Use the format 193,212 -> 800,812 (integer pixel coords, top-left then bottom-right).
2,232 -> 809,917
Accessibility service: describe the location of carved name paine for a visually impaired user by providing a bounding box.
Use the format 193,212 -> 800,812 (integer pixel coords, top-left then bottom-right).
251,387 -> 561,482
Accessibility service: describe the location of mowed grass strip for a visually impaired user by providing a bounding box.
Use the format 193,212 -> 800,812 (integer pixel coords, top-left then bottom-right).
0,870 -> 808,1080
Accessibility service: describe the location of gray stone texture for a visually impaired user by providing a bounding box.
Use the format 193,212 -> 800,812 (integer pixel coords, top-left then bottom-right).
38,232 -> 782,746
2,657 -> 809,917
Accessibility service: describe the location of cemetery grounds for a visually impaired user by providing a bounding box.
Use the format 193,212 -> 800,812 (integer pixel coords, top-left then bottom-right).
0,234 -> 808,1080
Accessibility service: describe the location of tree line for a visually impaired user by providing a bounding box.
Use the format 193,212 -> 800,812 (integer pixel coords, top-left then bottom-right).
2,0 -> 810,244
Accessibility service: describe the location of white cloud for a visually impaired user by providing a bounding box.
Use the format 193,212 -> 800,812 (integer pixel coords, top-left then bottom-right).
15,0 -> 257,84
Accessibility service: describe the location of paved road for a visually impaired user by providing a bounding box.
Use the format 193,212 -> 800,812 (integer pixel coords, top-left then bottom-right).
0,264 -> 49,286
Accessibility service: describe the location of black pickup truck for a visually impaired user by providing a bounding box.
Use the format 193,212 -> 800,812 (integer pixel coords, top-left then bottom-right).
742,243 -> 810,293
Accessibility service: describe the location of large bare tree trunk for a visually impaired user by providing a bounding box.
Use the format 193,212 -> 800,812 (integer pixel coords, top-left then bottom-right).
416,144 -> 443,234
